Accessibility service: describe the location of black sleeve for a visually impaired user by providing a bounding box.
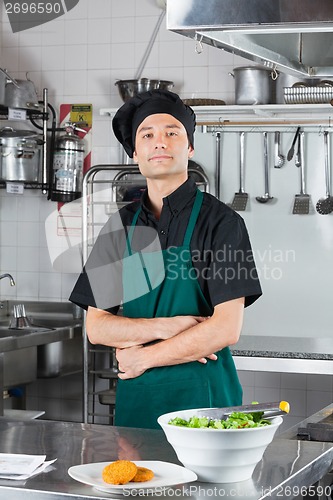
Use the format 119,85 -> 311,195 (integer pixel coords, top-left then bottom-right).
69,216 -> 127,314
200,214 -> 262,308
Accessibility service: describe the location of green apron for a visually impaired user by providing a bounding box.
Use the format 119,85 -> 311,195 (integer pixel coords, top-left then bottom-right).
115,189 -> 242,429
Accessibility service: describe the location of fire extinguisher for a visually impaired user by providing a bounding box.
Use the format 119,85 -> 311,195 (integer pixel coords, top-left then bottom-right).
50,122 -> 85,202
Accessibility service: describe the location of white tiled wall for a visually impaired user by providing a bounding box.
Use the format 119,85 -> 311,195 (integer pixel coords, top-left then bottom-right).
240,371 -> 333,433
0,0 -> 332,425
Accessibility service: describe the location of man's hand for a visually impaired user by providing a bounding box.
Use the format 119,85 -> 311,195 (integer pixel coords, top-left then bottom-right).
116,346 -> 218,380
197,353 -> 218,364
116,345 -> 146,379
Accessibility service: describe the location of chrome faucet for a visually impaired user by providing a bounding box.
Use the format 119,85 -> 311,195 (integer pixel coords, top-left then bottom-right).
0,273 -> 15,286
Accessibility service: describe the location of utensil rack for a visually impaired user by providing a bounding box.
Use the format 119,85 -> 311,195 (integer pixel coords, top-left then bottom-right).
81,164 -> 210,424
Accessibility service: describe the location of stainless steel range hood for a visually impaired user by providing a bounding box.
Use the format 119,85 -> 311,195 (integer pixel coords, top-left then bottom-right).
167,0 -> 333,77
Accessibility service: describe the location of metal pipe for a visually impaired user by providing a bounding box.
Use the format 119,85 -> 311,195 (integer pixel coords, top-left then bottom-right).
42,88 -> 48,194
134,10 -> 166,80
215,132 -> 221,199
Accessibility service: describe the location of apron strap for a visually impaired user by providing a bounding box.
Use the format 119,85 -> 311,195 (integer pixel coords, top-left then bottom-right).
183,189 -> 204,247
125,207 -> 153,292
126,206 -> 141,256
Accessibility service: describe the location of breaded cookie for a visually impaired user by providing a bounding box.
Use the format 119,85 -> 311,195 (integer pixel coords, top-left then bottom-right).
102,460 -> 138,485
131,466 -> 154,482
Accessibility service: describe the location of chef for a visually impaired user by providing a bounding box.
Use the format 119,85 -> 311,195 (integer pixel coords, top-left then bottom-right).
70,90 -> 262,429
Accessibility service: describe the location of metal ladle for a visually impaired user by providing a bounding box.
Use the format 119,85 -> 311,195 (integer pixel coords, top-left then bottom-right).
316,131 -> 333,215
256,132 -> 274,203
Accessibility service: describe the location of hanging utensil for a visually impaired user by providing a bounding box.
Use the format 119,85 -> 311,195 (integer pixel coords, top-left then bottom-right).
196,401 -> 290,421
316,131 -> 333,215
256,132 -> 274,203
230,131 -> 248,211
293,131 -> 311,214
287,126 -> 301,161
274,131 -> 285,168
215,131 -> 221,199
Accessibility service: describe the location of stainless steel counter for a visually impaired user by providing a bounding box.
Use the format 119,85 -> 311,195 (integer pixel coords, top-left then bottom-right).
0,405 -> 332,500
231,335 -> 333,375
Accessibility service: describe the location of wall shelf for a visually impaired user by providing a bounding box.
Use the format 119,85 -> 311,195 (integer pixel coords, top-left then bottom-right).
193,104 -> 333,129
100,104 -> 333,131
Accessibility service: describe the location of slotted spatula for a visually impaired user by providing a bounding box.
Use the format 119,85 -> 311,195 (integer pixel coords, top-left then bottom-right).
196,401 -> 290,421
230,131 -> 248,211
293,131 -> 311,214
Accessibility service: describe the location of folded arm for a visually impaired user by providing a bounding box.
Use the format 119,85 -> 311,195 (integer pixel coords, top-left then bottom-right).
86,306 -> 208,348
116,297 -> 245,380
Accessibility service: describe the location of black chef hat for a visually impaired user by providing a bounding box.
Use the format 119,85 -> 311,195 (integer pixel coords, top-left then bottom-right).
112,90 -> 196,158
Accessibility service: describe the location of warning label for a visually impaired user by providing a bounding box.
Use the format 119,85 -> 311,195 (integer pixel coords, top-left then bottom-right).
70,104 -> 93,127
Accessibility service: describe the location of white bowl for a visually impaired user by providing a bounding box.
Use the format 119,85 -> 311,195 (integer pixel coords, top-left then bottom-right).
157,408 -> 282,483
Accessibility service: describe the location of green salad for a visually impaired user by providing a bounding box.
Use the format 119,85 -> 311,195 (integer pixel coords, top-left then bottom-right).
168,411 -> 271,429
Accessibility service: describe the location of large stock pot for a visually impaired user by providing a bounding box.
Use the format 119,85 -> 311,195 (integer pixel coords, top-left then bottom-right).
230,66 -> 274,104
0,127 -> 43,182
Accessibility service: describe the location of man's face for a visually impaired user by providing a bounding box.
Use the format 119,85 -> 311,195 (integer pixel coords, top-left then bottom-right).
133,113 -> 194,180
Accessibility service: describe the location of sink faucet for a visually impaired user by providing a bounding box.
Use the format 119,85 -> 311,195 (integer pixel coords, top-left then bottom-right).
0,273 -> 15,286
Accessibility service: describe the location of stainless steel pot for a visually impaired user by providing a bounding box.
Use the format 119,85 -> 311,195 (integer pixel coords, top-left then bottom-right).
230,66 -> 274,105
115,78 -> 174,102
0,128 -> 43,182
4,78 -> 39,110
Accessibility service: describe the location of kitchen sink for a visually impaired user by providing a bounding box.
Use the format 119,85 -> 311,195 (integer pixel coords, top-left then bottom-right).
0,325 -> 52,335
30,317 -> 79,329
0,300 -> 83,384
0,314 -> 78,330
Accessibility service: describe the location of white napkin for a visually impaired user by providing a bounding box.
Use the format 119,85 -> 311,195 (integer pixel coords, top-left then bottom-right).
0,453 -> 57,480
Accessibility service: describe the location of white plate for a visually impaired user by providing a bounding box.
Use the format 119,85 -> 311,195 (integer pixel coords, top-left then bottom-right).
68,460 -> 197,495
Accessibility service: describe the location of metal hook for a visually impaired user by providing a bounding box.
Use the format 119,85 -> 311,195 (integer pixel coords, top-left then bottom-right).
195,34 -> 203,54
271,68 -> 278,81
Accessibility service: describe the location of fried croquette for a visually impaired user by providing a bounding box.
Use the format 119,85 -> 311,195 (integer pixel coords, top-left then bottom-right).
131,466 -> 154,483
102,460 -> 138,485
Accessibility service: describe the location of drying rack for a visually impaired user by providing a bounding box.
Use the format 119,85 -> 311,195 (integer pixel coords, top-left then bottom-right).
81,164 -> 210,424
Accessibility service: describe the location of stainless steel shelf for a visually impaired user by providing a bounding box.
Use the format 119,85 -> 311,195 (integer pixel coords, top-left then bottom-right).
101,103 -> 333,130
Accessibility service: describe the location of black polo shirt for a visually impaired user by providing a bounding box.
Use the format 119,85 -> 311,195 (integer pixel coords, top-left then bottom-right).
70,177 -> 262,313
